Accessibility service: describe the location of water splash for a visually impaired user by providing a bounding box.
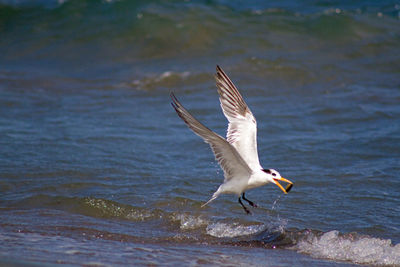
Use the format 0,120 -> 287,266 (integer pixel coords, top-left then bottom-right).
271,195 -> 282,211
206,222 -> 264,238
267,195 -> 288,233
172,213 -> 209,230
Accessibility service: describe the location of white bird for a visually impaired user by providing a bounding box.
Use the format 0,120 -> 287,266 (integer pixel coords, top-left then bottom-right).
171,65 -> 293,214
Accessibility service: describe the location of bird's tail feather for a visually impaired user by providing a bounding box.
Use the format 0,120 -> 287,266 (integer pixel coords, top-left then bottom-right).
201,190 -> 221,208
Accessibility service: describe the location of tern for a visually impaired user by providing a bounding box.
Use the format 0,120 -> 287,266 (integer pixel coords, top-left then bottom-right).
171,66 -> 293,214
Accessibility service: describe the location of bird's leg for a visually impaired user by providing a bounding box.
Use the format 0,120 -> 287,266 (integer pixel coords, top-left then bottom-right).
242,193 -> 258,208
238,197 -> 251,214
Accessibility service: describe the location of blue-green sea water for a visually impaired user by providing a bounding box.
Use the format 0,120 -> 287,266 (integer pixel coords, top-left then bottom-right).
1,0 -> 400,266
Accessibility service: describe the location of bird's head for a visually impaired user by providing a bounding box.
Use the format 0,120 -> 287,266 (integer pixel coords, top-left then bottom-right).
262,168 -> 293,194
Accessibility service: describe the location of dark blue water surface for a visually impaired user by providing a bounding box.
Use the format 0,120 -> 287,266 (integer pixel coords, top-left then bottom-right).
1,0 -> 400,266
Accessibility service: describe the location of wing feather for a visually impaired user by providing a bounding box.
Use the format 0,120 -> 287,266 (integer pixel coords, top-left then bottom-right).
170,92 -> 251,181
215,66 -> 261,170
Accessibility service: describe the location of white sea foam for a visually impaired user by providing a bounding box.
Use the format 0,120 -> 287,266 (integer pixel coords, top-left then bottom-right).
294,230 -> 400,266
65,249 -> 81,255
125,209 -> 153,221
82,261 -> 111,267
129,71 -> 191,90
206,222 -> 264,238
173,214 -> 209,230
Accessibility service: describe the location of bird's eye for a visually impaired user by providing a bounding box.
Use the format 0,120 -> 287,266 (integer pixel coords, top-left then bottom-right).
272,173 -> 276,177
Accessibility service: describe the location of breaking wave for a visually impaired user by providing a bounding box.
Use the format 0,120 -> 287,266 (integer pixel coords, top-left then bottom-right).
293,230 -> 400,266
10,195 -> 400,266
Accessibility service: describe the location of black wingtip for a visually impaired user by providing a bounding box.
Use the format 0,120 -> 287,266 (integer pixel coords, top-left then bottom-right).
170,91 -> 177,103
170,91 -> 182,114
170,91 -> 177,108
215,65 -> 225,82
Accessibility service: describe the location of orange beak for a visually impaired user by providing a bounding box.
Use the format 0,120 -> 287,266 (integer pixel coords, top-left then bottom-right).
273,177 -> 293,194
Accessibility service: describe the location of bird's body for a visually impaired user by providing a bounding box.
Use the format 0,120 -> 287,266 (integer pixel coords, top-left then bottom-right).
171,66 -> 293,214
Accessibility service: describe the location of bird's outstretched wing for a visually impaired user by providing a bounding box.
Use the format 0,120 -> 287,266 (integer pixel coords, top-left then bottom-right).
171,92 -> 251,181
215,66 -> 261,170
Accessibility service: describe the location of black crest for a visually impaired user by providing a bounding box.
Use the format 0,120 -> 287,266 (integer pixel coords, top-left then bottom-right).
262,169 -> 271,174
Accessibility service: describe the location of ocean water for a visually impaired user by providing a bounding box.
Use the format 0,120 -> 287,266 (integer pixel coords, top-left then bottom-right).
1,0 -> 400,266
